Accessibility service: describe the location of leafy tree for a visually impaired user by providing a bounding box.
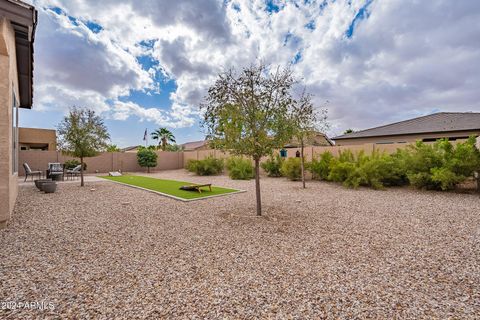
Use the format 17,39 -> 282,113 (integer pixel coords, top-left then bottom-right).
137,146 -> 158,173
106,144 -> 120,152
202,64 -> 294,215
343,128 -> 354,134
57,107 -> 110,186
289,91 -> 329,188
151,128 -> 176,151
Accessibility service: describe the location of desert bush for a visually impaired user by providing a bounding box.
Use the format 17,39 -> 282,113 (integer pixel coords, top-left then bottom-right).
261,154 -> 284,177
325,137 -> 480,191
186,156 -> 224,176
310,151 -> 334,180
226,157 -> 254,180
344,151 -> 405,189
326,150 -> 406,189
327,150 -> 355,183
280,157 -> 302,180
400,137 -> 480,190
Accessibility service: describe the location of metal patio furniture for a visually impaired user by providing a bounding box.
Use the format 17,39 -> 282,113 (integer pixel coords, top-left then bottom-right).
23,163 -> 42,182
47,163 -> 64,181
66,165 -> 82,180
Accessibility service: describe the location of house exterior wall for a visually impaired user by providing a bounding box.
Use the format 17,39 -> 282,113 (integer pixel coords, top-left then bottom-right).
333,130 -> 480,146
0,17 -> 20,228
19,127 -> 57,151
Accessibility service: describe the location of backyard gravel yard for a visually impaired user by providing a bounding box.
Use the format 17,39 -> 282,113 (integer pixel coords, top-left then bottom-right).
1,169 -> 480,319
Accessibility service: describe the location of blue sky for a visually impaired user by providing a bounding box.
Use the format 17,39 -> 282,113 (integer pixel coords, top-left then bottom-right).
24,0 -> 480,147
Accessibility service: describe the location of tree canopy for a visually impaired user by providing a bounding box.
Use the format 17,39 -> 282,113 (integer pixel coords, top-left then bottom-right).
202,64 -> 299,215
57,107 -> 110,186
289,91 -> 329,188
151,128 -> 176,151
137,146 -> 158,173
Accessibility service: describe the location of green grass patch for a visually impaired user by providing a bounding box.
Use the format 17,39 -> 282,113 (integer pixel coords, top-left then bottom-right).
100,175 -> 242,200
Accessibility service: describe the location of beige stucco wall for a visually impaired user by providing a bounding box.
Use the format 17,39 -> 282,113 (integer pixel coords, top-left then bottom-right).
333,130 -> 480,146
19,151 -> 185,175
0,18 -> 20,228
19,127 -> 57,151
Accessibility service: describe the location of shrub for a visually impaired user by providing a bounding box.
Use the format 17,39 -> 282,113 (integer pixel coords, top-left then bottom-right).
310,151 -> 333,180
328,160 -> 356,184
137,147 -> 158,172
327,150 -> 355,183
261,154 -> 284,177
280,157 -> 302,180
305,137 -> 480,191
64,159 -> 86,170
399,137 -> 480,190
326,150 -> 406,189
226,157 -> 254,180
186,156 -> 224,176
344,151 -> 405,189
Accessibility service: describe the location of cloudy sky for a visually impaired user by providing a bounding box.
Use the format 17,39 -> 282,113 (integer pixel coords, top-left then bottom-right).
21,0 -> 480,147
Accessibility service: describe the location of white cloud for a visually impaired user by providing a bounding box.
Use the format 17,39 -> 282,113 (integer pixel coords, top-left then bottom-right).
30,0 -> 480,134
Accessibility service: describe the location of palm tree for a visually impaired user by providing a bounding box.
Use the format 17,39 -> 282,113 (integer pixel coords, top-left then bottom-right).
151,128 -> 176,150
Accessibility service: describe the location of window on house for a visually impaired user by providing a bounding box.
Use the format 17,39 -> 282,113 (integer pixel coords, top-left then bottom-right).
12,92 -> 18,174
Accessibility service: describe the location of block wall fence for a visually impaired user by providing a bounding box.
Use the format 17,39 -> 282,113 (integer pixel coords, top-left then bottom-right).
18,151 -> 184,176
19,140 -> 458,176
182,142 -> 411,167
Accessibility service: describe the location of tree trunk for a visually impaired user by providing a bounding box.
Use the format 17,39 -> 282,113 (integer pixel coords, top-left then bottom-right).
80,156 -> 84,187
254,158 -> 262,216
162,138 -> 167,151
301,140 -> 306,189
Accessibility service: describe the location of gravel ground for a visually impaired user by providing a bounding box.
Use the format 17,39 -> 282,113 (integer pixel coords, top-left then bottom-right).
1,169 -> 480,319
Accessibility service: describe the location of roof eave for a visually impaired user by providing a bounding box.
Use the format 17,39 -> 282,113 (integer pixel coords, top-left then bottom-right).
2,0 -> 37,109
332,128 -> 480,140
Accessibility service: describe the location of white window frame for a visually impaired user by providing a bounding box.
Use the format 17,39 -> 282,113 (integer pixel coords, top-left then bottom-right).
12,91 -> 18,174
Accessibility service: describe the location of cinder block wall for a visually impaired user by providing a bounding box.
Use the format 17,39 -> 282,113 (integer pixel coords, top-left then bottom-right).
18,151 -> 184,176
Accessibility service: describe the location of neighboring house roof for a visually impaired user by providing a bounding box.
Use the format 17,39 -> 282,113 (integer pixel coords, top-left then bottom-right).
181,140 -> 208,150
284,132 -> 333,147
1,0 -> 37,108
121,145 -> 140,152
333,112 -> 480,140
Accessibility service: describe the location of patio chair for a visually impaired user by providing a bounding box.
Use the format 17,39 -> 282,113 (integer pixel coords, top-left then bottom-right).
47,163 -> 64,181
23,163 -> 42,182
66,165 -> 82,180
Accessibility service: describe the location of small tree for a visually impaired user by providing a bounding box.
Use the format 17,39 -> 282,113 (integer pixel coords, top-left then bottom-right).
57,107 -> 110,186
151,128 -> 176,151
137,147 -> 158,173
202,64 -> 294,216
289,92 -> 329,188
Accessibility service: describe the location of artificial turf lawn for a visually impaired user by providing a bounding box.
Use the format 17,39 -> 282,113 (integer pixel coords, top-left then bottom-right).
101,175 -> 241,200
